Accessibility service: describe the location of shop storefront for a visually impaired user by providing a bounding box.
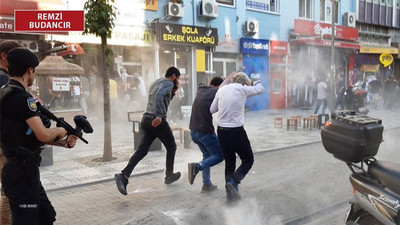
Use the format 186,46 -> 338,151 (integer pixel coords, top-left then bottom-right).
156,22 -> 218,105
240,38 -> 270,111
354,45 -> 398,83
289,19 -> 359,107
45,0 -> 156,113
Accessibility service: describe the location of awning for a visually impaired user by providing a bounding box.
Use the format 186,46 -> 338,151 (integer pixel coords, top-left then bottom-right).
360,45 -> 399,54
290,38 -> 360,50
36,56 -> 85,75
57,43 -> 85,57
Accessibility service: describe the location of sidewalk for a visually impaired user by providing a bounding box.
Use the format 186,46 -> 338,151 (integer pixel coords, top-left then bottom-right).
40,107 -> 400,190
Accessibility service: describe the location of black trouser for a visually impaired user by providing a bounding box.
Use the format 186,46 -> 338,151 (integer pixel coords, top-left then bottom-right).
2,161 -> 56,225
217,126 -> 254,184
122,116 -> 177,177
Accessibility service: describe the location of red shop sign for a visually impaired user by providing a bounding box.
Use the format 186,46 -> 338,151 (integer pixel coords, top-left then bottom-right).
270,41 -> 288,55
294,19 -> 358,42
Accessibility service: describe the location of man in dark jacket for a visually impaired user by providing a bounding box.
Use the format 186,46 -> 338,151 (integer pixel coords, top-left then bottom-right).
188,76 -> 224,193
115,67 -> 181,195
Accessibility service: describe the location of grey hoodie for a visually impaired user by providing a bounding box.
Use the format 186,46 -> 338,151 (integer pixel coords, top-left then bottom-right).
145,78 -> 174,118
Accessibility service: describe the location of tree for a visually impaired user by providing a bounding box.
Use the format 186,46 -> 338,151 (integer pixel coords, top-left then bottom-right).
83,0 -> 116,161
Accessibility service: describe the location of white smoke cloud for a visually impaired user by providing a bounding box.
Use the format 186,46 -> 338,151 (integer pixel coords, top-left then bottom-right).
222,198 -> 268,225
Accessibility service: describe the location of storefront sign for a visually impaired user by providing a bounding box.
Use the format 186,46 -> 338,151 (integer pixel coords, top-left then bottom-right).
294,19 -> 358,42
240,38 -> 269,55
360,45 -> 399,54
158,23 -> 218,47
0,17 -> 14,33
52,77 -> 70,91
215,38 -> 240,53
379,53 -> 393,67
15,10 -> 84,32
46,29 -> 153,46
291,38 -> 360,49
270,41 -> 287,55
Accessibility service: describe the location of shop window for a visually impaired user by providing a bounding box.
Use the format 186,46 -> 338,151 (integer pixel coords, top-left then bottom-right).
270,0 -> 278,13
213,59 -> 237,78
214,61 -> 223,77
216,0 -> 234,6
246,0 -> 279,13
205,50 -> 213,73
299,0 -> 312,19
272,79 -> 282,93
320,0 -> 338,23
387,0 -> 393,6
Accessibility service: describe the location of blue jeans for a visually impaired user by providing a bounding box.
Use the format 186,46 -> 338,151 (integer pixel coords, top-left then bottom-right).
191,131 -> 224,186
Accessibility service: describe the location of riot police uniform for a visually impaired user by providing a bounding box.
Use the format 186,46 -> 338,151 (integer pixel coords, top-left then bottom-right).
0,48 -> 56,224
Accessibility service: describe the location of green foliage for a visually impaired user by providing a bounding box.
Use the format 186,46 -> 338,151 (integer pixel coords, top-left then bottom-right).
83,0 -> 116,39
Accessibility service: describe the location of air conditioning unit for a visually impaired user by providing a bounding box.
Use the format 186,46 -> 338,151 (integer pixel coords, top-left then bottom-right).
343,12 -> 356,28
244,20 -> 259,34
200,0 -> 218,18
167,2 -> 184,18
18,40 -> 39,52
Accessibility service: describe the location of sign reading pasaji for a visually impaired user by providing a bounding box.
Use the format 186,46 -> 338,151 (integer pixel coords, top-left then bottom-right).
14,10 -> 84,32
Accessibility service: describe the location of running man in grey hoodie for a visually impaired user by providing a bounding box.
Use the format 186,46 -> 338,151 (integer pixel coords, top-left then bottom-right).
115,67 -> 181,195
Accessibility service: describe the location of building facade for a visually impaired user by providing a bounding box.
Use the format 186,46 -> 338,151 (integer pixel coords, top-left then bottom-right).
2,0 -> 400,110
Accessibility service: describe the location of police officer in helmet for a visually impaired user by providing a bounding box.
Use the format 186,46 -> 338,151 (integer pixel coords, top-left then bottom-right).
0,47 -> 77,224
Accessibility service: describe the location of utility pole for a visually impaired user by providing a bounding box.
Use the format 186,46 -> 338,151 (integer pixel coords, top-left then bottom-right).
330,0 -> 336,111
331,0 -> 335,81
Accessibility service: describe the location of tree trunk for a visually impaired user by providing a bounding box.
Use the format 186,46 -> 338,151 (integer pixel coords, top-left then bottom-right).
101,36 -> 112,162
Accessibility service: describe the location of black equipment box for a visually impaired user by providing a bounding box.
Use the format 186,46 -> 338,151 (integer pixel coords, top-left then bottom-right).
321,111 -> 383,163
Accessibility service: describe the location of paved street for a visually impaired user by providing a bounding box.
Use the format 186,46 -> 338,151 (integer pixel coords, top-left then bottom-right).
47,126 -> 400,225
22,106 -> 398,225
40,107 -> 400,190
48,142 -> 349,225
